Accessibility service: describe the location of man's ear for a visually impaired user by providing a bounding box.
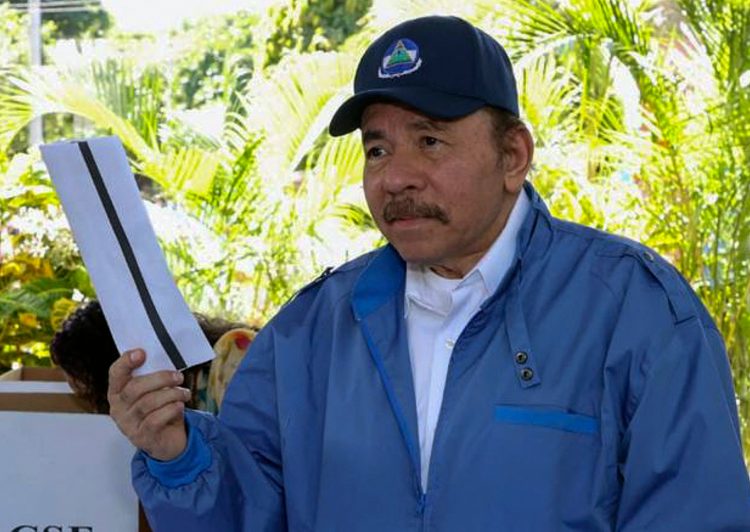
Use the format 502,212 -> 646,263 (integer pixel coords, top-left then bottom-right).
501,126 -> 534,194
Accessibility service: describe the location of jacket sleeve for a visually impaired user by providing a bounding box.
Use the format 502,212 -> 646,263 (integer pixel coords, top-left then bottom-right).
132,327 -> 286,531
614,264 -> 750,530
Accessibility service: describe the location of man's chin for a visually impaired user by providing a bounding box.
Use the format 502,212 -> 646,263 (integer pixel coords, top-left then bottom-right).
389,244 -> 440,266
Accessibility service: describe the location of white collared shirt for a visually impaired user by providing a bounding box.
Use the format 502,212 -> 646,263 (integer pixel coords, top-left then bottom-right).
404,189 -> 530,491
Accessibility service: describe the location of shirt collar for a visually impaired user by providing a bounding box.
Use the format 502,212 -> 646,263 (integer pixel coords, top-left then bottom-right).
404,188 -> 531,318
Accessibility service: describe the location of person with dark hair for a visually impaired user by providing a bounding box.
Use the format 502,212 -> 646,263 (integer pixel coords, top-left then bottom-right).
107,15 -> 750,530
50,300 -> 256,414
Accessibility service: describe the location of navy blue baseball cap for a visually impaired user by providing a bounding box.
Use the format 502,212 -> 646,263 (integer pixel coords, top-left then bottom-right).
328,15 -> 519,137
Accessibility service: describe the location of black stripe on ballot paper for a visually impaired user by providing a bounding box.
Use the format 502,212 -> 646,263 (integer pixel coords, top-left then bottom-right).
77,141 -> 187,370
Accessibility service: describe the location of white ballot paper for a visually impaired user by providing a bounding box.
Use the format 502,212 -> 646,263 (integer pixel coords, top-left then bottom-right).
40,136 -> 214,375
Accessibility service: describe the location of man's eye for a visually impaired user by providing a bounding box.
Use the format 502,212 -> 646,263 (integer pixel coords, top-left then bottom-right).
366,146 -> 385,159
422,136 -> 441,147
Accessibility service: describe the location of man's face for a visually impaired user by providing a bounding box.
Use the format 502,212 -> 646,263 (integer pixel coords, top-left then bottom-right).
361,103 -> 522,277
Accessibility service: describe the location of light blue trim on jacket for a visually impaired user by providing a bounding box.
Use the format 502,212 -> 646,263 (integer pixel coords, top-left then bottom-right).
494,405 -> 600,434
144,418 -> 212,488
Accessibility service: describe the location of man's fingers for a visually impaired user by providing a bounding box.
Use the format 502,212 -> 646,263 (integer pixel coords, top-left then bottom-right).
118,369 -> 183,405
139,401 -> 185,437
106,350 -> 189,460
128,387 -> 191,420
108,349 -> 145,396
108,350 -> 183,411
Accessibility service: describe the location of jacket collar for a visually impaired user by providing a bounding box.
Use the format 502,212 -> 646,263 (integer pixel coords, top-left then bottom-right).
351,244 -> 405,320
516,180 -> 553,264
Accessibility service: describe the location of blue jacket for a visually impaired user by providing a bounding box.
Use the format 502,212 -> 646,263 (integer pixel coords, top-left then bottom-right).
134,183 -> 750,530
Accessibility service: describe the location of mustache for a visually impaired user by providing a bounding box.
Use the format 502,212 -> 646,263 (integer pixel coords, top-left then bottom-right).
382,197 -> 449,224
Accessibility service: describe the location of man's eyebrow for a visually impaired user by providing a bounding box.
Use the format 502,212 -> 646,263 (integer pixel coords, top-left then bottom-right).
362,129 -> 385,144
407,118 -> 449,133
361,118 -> 449,144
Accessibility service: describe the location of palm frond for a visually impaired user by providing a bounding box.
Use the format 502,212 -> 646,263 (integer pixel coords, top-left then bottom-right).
87,59 -> 167,148
138,146 -> 223,197
678,0 -> 750,87
6,68 -> 154,159
335,202 -> 376,232
516,53 -> 578,144
242,51 -> 357,189
0,68 -> 43,152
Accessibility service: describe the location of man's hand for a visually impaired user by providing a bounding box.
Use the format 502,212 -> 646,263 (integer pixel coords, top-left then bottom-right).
108,349 -> 191,461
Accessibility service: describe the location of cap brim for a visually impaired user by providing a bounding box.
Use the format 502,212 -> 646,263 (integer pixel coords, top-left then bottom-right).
328,87 -> 486,137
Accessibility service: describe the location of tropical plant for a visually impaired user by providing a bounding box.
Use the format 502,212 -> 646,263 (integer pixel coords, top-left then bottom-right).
0,4 -> 28,69
260,0 -> 372,67
0,151 -> 92,370
168,12 -> 258,110
3,0 -> 112,40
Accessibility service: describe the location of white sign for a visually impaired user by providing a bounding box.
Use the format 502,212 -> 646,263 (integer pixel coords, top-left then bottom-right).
40,136 -> 214,375
0,411 -> 138,531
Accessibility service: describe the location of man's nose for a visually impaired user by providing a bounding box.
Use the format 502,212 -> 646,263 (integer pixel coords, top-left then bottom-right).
381,152 -> 427,194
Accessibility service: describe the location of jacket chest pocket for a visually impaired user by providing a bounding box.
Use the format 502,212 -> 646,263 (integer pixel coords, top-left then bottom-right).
490,404 -> 602,471
429,403 -> 611,529
486,404 -> 606,520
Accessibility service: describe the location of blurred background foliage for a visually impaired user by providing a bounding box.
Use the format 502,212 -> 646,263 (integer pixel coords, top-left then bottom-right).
1,0 -> 749,456
4,0 -> 112,40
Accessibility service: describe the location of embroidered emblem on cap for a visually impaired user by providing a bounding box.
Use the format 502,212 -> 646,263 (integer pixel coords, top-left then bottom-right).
379,38 -> 422,79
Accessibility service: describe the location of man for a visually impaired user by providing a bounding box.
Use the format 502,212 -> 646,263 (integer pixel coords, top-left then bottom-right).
109,16 -> 750,530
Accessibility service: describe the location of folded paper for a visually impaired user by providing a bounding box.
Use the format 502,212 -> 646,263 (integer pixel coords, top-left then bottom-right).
41,136 -> 215,375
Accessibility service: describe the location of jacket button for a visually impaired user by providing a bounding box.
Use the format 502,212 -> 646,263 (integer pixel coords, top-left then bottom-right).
514,351 -> 528,364
642,250 -> 655,262
520,368 -> 534,381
